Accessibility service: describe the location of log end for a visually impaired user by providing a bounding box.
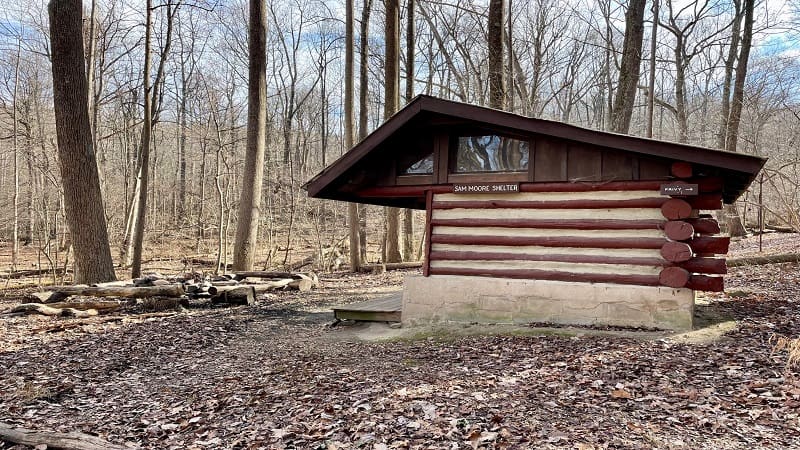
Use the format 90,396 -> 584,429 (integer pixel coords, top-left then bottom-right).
659,267 -> 690,288
664,221 -> 695,241
661,241 -> 694,262
671,162 -> 693,178
661,199 -> 693,220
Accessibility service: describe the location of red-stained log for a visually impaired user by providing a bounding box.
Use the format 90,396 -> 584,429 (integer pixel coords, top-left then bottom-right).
664,221 -> 694,240
430,218 -> 666,230
680,257 -> 727,274
690,235 -> 730,254
429,267 -> 660,286
357,179 -> 725,199
424,190 -> 433,277
429,251 -> 665,266
686,217 -> 721,234
431,234 -> 666,249
659,266 -> 690,287
433,198 -> 666,210
686,275 -> 724,292
686,193 -> 722,210
671,162 -> 693,178
661,241 -> 693,262
661,199 -> 692,220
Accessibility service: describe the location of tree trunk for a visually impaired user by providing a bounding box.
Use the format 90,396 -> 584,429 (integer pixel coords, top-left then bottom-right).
487,0 -> 505,109
233,0 -> 269,271
722,0 -> 754,238
48,0 -> 116,284
716,0 -> 742,149
646,0 -> 659,138
384,0 -> 402,263
610,0 -> 646,134
345,0 -> 361,271
12,40 -> 20,270
401,0 -> 415,260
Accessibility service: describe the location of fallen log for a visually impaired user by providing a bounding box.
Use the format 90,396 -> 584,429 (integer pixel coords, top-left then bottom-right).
7,303 -> 98,318
0,421 -> 135,450
728,253 -> 800,267
43,301 -> 125,312
40,285 -> 185,303
234,271 -> 306,281
0,267 -> 65,279
356,261 -> 423,273
211,286 -> 256,306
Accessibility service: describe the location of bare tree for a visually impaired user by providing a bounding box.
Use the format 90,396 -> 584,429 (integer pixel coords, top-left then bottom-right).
610,0 -> 646,134
48,0 -> 116,283
385,0 -> 402,263
488,0 -> 506,109
346,0 -> 360,271
233,0 -> 268,271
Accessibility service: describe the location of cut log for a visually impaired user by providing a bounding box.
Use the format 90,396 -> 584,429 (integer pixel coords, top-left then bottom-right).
356,261 -> 423,272
211,286 -> 256,306
288,278 -> 313,291
232,271 -> 316,283
728,253 -> 800,267
686,194 -> 722,210
0,422 -> 135,450
661,199 -> 692,220
680,257 -> 727,274
690,236 -> 730,254
661,241 -> 694,262
27,291 -> 69,304
659,267 -> 690,288
686,217 -> 721,235
44,285 -> 185,302
7,303 -> 99,318
686,275 -> 724,292
670,162 -> 693,178
43,301 -> 125,312
664,221 -> 694,241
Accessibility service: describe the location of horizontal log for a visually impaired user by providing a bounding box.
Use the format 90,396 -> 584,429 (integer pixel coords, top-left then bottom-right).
661,242 -> 693,262
429,267 -> 661,286
430,218 -> 666,230
686,217 -> 721,234
434,198 -> 664,210
233,271 -> 309,281
0,267 -> 65,279
211,286 -> 255,306
356,261 -> 423,272
659,267 -> 690,288
686,275 -> 724,292
690,236 -> 730,254
8,303 -> 99,318
431,234 -> 666,249
47,285 -> 185,301
0,422 -> 134,450
358,179 -> 724,198
671,162 -> 693,178
430,251 -> 665,266
685,194 -> 722,210
429,250 -> 727,275
728,253 -> 800,267
661,199 -> 692,220
681,257 -> 727,274
664,221 -> 694,240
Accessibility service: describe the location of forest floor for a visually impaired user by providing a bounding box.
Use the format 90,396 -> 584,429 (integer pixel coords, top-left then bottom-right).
1,234 -> 800,449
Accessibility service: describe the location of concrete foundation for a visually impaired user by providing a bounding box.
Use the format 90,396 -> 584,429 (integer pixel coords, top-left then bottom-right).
402,275 -> 694,331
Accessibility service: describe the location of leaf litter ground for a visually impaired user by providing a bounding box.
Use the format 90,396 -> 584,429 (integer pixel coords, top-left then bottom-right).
1,237 -> 800,449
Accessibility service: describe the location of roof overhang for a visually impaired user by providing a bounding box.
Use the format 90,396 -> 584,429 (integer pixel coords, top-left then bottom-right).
306,95 -> 767,207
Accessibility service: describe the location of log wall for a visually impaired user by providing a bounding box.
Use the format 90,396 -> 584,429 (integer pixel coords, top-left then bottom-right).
425,186 -> 727,291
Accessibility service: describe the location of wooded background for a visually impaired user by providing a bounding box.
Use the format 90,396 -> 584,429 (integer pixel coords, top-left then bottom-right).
0,0 -> 798,277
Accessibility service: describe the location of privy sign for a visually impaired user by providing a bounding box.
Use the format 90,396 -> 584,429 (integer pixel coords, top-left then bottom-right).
453,183 -> 520,194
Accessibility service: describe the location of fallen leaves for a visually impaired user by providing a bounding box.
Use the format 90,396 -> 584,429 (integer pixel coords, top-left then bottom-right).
0,259 -> 798,448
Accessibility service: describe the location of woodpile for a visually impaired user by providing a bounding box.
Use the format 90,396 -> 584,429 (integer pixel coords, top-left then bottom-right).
1,270 -> 319,318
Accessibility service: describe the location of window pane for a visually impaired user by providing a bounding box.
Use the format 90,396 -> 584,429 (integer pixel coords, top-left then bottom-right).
402,154 -> 434,174
455,136 -> 529,172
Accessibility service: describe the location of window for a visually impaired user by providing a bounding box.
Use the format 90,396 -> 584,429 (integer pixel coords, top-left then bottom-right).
401,153 -> 434,174
455,135 -> 529,173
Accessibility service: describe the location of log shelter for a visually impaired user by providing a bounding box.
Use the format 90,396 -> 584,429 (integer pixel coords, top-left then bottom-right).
306,95 -> 766,330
